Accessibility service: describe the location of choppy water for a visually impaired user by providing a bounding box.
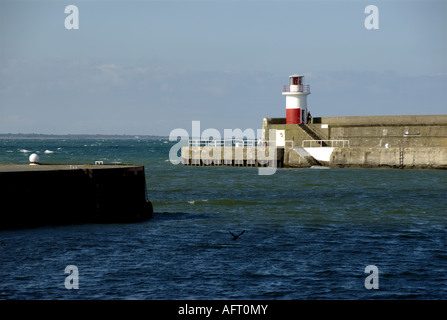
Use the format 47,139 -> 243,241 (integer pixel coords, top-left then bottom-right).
0,139 -> 446,299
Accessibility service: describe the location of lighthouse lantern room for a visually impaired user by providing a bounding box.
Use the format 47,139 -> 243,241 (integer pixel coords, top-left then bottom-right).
282,74 -> 311,124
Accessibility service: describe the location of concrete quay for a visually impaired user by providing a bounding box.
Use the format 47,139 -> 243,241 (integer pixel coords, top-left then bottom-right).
181,146 -> 285,168
0,164 -> 153,230
329,147 -> 447,169
263,115 -> 447,169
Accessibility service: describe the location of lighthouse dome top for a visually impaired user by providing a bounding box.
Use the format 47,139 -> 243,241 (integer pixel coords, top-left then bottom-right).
289,74 -> 305,78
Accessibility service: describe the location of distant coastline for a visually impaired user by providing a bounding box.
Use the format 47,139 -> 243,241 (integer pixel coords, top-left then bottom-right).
0,133 -> 167,140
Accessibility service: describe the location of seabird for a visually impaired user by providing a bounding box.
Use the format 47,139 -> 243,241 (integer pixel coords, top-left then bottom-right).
229,230 -> 245,240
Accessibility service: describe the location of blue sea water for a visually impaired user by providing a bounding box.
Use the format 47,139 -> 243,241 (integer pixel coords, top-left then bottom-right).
0,138 -> 446,300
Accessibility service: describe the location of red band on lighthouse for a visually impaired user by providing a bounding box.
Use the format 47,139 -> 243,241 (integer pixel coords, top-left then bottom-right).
286,108 -> 301,124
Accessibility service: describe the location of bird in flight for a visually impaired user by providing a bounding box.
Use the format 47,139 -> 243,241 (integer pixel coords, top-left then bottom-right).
229,230 -> 245,240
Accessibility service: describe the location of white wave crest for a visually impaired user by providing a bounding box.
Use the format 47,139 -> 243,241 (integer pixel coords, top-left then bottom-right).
187,199 -> 208,205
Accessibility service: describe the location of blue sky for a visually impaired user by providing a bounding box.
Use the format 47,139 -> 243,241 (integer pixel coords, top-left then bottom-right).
0,0 -> 446,135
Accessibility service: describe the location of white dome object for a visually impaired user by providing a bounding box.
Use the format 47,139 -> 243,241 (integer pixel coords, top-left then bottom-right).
29,153 -> 40,164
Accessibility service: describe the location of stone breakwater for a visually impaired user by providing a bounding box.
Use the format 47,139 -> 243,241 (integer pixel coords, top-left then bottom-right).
0,164 -> 153,229
263,115 -> 447,169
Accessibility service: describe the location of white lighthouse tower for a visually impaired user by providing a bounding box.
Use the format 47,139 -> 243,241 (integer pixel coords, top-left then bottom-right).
282,74 -> 311,124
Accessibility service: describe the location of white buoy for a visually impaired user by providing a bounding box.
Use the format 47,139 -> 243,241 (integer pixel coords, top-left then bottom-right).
29,153 -> 40,165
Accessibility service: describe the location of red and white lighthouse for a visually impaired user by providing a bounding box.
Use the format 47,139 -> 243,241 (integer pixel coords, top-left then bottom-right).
282,74 -> 311,124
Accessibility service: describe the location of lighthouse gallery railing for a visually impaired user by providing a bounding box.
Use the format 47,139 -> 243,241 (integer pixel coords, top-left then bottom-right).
282,85 -> 310,94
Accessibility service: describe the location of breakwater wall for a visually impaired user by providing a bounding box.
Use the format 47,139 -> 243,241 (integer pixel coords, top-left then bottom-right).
181,146 -> 284,167
0,164 -> 153,230
330,147 -> 447,169
263,115 -> 447,169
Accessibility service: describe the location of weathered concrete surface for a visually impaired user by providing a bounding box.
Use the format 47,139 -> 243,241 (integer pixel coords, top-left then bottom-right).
315,115 -> 447,126
0,164 -> 153,229
329,147 -> 447,169
264,115 -> 447,169
265,115 -> 447,148
181,146 -> 284,167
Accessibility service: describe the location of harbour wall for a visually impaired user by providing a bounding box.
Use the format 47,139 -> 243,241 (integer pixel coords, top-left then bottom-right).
330,147 -> 447,169
0,164 -> 153,230
181,146 -> 284,167
263,115 -> 447,169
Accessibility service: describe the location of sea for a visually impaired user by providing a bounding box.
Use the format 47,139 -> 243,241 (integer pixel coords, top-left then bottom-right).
0,138 -> 446,301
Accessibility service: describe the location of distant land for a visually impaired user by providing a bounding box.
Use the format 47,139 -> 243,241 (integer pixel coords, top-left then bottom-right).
0,133 -> 167,140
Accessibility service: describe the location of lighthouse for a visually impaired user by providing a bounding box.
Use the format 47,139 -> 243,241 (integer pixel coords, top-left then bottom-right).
282,74 -> 311,124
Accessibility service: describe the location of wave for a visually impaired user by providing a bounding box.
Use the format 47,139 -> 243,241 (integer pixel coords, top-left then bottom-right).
44,150 -> 54,154
19,149 -> 32,153
187,199 -> 209,205
204,199 -> 264,206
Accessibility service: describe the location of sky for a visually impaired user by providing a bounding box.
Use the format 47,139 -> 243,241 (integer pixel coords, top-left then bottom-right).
0,0 -> 446,135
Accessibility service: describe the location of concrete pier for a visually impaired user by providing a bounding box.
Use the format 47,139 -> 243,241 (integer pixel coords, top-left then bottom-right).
181,146 -> 285,168
0,164 -> 153,230
263,115 -> 447,169
329,147 -> 447,169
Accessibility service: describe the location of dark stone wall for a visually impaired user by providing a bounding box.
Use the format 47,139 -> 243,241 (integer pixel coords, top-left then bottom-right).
0,166 -> 153,229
